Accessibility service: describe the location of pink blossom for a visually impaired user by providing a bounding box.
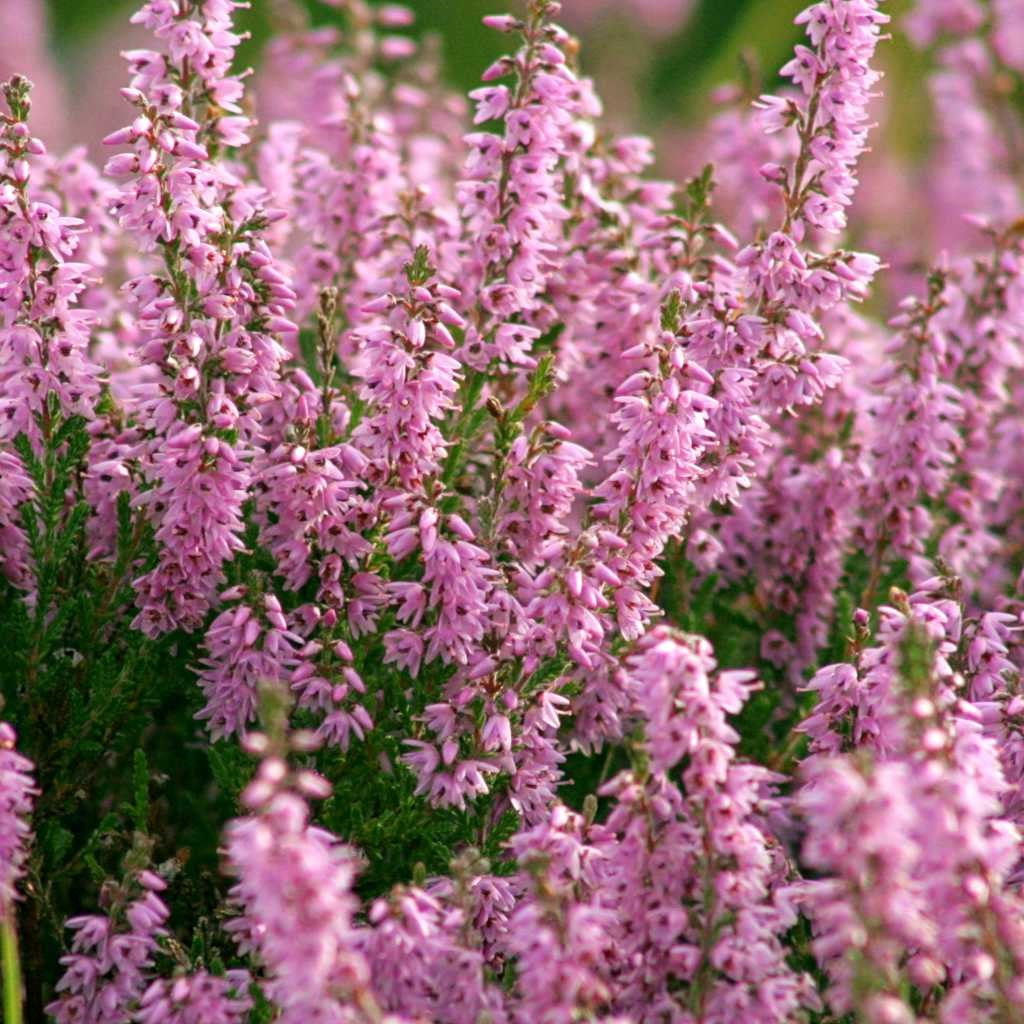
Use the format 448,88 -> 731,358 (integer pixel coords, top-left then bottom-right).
48,872 -> 170,1024
0,722 -> 35,912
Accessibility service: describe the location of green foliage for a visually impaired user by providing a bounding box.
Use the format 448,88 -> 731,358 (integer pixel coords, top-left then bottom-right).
128,749 -> 151,833
0,411 -> 225,1004
681,163 -> 716,224
321,743 -> 518,898
560,743 -> 631,820
647,0 -> 804,117
404,244 -> 435,287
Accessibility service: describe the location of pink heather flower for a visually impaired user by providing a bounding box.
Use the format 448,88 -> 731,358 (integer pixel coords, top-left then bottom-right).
931,238 -> 1024,595
83,429 -> 140,562
0,721 -> 35,912
381,491 -> 503,681
759,0 -> 889,239
0,0 -> 67,147
289,607 -> 375,751
289,114 -> 407,324
107,1 -> 294,635
0,319 -> 99,448
135,970 -> 253,1024
47,871 -> 170,1024
503,805 -> 615,1024
587,628 -> 817,1022
1,77 -> 101,450
715,447 -> 857,681
852,233 -> 1024,594
627,628 -> 756,778
593,316 -> 717,586
905,0 -> 984,47
927,44 -> 1020,248
352,264 -> 463,489
6,0 -> 1024,1017
797,583 -> 1024,1017
132,427 -> 248,637
964,615 -> 1024,844
902,3 -> 1024,254
993,0 -> 1024,72
262,7 -> 442,327
400,735 -> 500,812
38,144 -> 117,269
504,690 -> 571,822
505,897 -> 615,1024
382,627 -> 425,677
495,425 -> 590,569
419,535 -> 498,666
798,756 -> 934,1019
424,871 -> 517,974
196,592 -> 304,740
668,2 -> 885,535
801,585 -> 963,760
0,451 -> 33,590
256,442 -> 371,593
704,101 -> 793,240
225,733 -> 381,1022
546,131 -> 679,464
457,3 -> 599,372
364,886 -> 504,1023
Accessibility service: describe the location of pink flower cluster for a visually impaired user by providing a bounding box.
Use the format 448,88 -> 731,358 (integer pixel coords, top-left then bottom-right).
2,0 -> 1024,1021
0,722 -> 35,913
47,869 -> 170,1023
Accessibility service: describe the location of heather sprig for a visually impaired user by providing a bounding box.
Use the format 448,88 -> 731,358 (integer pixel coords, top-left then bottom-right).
0,721 -> 33,1024
104,0 -> 295,636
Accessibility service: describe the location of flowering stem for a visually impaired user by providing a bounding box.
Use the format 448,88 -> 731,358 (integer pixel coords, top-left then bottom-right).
783,80 -> 823,234
858,538 -> 887,610
1,913 -> 24,1024
689,811 -> 718,1022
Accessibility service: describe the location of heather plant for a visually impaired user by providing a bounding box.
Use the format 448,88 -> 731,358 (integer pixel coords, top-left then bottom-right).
2,0 -> 1024,1022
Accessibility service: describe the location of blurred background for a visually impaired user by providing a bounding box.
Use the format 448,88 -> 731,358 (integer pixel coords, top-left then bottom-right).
12,0 -> 925,159
3,0 -> 934,308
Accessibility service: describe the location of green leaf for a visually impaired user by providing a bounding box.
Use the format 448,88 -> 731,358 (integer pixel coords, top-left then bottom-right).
41,823 -> 74,869
404,244 -> 435,286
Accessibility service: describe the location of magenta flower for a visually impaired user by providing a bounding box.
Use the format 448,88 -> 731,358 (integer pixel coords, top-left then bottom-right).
136,970 -> 253,1024
106,0 -> 294,635
225,725 -> 384,1022
48,871 -> 170,1024
0,722 -> 35,913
